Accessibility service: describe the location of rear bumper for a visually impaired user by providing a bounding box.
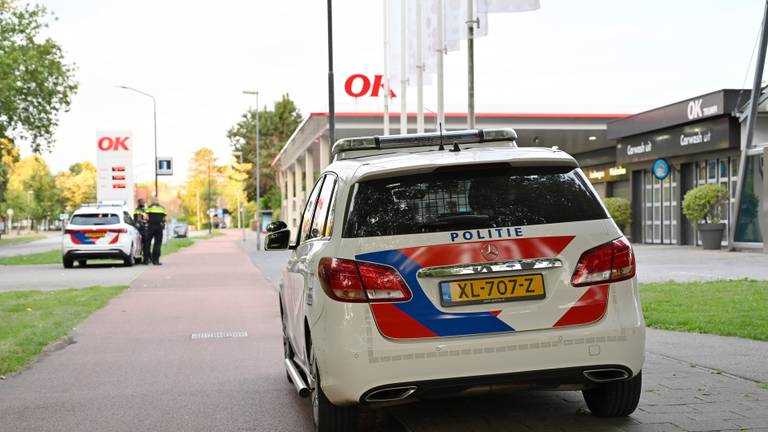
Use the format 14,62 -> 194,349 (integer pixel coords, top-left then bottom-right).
313,280 -> 645,406
360,364 -> 633,405
63,249 -> 130,261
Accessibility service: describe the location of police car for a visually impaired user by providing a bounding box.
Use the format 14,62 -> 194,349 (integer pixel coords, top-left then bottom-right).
265,129 -> 644,431
61,203 -> 143,268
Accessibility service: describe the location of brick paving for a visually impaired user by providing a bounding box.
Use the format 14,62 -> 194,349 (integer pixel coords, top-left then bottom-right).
391,352 -> 768,432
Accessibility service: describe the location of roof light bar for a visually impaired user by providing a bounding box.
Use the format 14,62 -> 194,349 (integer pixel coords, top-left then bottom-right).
332,128 -> 517,156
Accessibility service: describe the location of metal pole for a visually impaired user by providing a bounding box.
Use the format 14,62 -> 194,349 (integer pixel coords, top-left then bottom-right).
400,0 -> 408,134
383,0 -> 390,136
436,0 -> 445,129
207,160 -> 212,234
255,92 -> 261,250
416,0 -> 424,133
730,0 -> 768,250
240,151 -> 245,242
327,0 -> 336,146
467,0 -> 476,129
153,98 -> 158,197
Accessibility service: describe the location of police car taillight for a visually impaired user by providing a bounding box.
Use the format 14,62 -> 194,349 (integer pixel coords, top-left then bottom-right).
318,258 -> 411,303
571,237 -> 635,287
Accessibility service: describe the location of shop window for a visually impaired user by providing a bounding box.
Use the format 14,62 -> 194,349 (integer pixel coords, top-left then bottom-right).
734,155 -> 764,243
708,160 -> 717,182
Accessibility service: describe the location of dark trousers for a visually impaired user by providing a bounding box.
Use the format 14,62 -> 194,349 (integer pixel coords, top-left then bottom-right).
147,225 -> 164,263
139,226 -> 150,262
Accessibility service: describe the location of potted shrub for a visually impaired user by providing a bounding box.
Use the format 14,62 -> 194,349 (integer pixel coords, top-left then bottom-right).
682,184 -> 729,250
603,197 -> 632,235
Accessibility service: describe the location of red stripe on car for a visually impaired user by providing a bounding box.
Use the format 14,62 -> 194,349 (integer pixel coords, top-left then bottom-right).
553,285 -> 610,327
370,303 -> 438,338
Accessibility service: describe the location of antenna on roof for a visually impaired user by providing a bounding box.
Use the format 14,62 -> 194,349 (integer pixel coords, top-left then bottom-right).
438,122 -> 445,151
448,127 -> 462,152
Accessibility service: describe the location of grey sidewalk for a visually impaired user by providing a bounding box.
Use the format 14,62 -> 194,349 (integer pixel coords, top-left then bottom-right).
0,233 -> 60,258
634,244 -> 768,283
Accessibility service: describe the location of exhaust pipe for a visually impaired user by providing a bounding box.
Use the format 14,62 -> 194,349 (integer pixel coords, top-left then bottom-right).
583,368 -> 630,383
284,358 -> 311,398
364,386 -> 418,403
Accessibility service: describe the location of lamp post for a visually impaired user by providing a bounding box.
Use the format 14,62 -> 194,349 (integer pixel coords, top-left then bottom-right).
242,90 -> 260,250
117,85 -> 158,197
232,151 -> 246,242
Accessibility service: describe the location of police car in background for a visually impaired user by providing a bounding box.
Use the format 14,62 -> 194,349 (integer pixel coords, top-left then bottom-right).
61,203 -> 143,268
266,129 -> 644,431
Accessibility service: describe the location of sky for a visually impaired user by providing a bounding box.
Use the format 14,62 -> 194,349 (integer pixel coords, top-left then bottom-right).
25,0 -> 767,183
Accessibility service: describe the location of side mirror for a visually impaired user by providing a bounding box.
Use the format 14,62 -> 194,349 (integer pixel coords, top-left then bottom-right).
265,229 -> 291,250
266,220 -> 288,233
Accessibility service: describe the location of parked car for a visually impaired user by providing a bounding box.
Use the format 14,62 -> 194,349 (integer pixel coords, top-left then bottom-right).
173,222 -> 189,238
265,129 -> 645,431
61,203 -> 143,268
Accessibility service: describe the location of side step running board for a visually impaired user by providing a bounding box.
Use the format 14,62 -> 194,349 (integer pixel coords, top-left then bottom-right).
285,358 -> 311,398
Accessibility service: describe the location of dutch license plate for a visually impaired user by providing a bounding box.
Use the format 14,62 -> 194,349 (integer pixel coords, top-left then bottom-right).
439,274 -> 545,307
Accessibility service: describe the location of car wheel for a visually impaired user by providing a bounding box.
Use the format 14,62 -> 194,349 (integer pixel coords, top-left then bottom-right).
582,371 -> 642,417
124,244 -> 135,267
63,257 -> 74,269
310,344 -> 358,432
78,260 -> 87,267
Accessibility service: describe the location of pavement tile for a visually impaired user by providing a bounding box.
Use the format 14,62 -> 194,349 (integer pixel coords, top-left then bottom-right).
668,419 -> 749,432
619,424 -> 687,432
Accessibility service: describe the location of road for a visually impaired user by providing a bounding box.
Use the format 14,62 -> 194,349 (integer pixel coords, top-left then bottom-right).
0,263 -> 146,292
1,233 -> 767,432
0,233 -> 60,258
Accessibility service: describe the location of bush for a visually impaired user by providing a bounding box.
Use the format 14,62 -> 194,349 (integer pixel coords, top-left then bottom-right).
603,197 -> 632,227
682,184 -> 728,224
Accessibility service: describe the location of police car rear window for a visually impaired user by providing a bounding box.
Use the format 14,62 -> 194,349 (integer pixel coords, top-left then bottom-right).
71,213 -> 120,226
343,166 -> 607,238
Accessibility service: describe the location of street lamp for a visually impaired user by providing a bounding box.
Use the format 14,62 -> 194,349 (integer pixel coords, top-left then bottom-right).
232,151 -> 246,242
242,90 -> 260,250
116,85 -> 159,197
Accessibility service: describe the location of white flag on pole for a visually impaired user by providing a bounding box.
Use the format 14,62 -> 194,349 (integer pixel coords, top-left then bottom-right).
388,0 -> 540,85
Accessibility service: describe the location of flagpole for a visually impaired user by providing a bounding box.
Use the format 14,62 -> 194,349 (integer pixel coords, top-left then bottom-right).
466,0 -> 476,129
437,0 -> 445,130
400,0 -> 408,134
383,0 -> 390,135
416,0 -> 424,133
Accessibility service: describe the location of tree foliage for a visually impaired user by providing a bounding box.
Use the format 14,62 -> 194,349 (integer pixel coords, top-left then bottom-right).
0,137 -> 19,203
0,0 -> 78,152
603,197 -> 632,227
2,154 -> 60,225
55,161 -> 96,211
227,94 -> 302,205
180,148 -> 221,228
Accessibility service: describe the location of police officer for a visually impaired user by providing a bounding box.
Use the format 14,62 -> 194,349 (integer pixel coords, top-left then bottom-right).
145,198 -> 167,265
133,199 -> 149,264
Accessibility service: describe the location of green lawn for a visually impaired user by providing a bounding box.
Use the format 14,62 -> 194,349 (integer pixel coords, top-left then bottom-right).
0,231 -> 225,266
0,286 -> 127,376
0,249 -> 61,265
641,279 -> 768,341
0,235 -> 45,246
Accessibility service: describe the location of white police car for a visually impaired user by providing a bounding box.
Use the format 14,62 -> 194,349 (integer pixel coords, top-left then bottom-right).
266,129 -> 644,431
62,203 -> 143,268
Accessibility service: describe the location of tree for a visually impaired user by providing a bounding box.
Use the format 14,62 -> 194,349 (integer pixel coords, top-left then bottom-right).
0,137 -> 19,204
227,94 -> 302,206
55,161 -> 96,211
0,0 -> 78,153
4,154 -> 60,229
180,148 -> 221,229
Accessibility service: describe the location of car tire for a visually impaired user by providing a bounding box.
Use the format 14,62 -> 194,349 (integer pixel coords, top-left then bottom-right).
582,371 -> 642,417
124,244 -> 135,267
63,257 -> 74,269
78,259 -> 87,267
310,344 -> 358,432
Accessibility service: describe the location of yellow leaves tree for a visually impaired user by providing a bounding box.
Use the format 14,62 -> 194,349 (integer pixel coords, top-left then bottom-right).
180,148 -> 221,229
55,161 -> 96,212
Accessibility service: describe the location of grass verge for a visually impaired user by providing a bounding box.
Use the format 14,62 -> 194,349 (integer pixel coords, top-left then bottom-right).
0,231 -> 225,265
0,286 -> 127,376
641,279 -> 768,341
0,235 -> 45,246
758,383 -> 768,390
0,249 -> 60,265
